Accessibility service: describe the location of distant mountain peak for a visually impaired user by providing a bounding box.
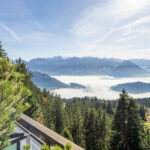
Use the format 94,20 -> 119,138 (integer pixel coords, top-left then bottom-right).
116,60 -> 142,68
111,60 -> 148,77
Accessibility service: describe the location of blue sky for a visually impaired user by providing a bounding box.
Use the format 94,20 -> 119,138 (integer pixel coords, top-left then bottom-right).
0,0 -> 150,60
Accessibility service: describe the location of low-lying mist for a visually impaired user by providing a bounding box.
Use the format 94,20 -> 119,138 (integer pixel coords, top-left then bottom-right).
52,76 -> 150,99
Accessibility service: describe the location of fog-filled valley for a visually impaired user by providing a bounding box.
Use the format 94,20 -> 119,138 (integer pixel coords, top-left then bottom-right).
52,75 -> 150,99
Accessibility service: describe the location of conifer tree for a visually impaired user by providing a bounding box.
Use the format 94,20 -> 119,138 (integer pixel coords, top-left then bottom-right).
96,108 -> 109,150
15,58 -> 39,119
16,58 -> 32,87
103,101 -> 107,110
0,41 -> 7,58
41,89 -> 55,129
139,105 -> 146,121
110,90 -> 129,150
0,57 -> 30,149
53,96 -> 65,134
83,108 -> 89,148
107,101 -> 113,115
126,98 -> 144,150
70,102 -> 84,147
85,107 -> 97,150
110,90 -> 144,150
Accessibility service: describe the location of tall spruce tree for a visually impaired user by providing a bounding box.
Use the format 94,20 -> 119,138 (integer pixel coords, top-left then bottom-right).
0,42 -> 7,58
110,90 -> 129,150
107,101 -> 113,115
110,90 -> 144,150
96,108 -> 109,150
83,108 -> 89,149
53,96 -> 65,134
139,105 -> 146,121
126,98 -> 144,150
85,107 -> 97,150
71,102 -> 84,147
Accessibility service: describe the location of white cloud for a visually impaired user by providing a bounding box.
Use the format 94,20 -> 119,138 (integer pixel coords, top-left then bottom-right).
0,23 -> 22,42
71,0 -> 150,58
120,15 -> 150,36
72,0 -> 150,36
110,0 -> 150,19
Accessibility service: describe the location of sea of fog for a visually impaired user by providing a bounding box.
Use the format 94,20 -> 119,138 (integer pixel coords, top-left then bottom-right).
52,76 -> 150,100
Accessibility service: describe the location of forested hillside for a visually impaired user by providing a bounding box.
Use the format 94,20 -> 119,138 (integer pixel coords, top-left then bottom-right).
112,82 -> 150,93
32,71 -> 86,90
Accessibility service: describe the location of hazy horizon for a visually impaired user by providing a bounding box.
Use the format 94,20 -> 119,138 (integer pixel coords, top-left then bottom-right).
11,56 -> 150,62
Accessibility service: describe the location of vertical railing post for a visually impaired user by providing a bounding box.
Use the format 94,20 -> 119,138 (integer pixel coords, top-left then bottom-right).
26,134 -> 31,145
17,141 -> 20,150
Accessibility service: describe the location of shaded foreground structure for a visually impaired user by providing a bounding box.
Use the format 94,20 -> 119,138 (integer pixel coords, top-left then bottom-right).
5,114 -> 84,150
4,122 -> 45,150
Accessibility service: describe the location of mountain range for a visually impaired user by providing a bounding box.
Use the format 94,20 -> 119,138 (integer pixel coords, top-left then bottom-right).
32,72 -> 86,90
24,57 -> 150,77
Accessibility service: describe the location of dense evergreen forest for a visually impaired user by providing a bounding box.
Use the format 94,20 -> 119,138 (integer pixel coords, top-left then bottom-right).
1,42 -> 150,150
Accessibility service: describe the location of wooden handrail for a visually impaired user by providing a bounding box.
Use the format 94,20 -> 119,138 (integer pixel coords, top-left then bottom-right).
19,114 -> 84,150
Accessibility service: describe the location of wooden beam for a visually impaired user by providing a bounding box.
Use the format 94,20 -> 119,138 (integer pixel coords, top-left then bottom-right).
16,122 -> 46,145
20,114 -> 85,150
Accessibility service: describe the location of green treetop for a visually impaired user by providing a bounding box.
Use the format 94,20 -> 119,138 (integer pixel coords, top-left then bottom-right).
0,42 -> 7,58
110,90 -> 144,150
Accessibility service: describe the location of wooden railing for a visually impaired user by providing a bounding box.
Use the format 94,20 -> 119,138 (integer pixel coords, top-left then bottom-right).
18,114 -> 84,150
